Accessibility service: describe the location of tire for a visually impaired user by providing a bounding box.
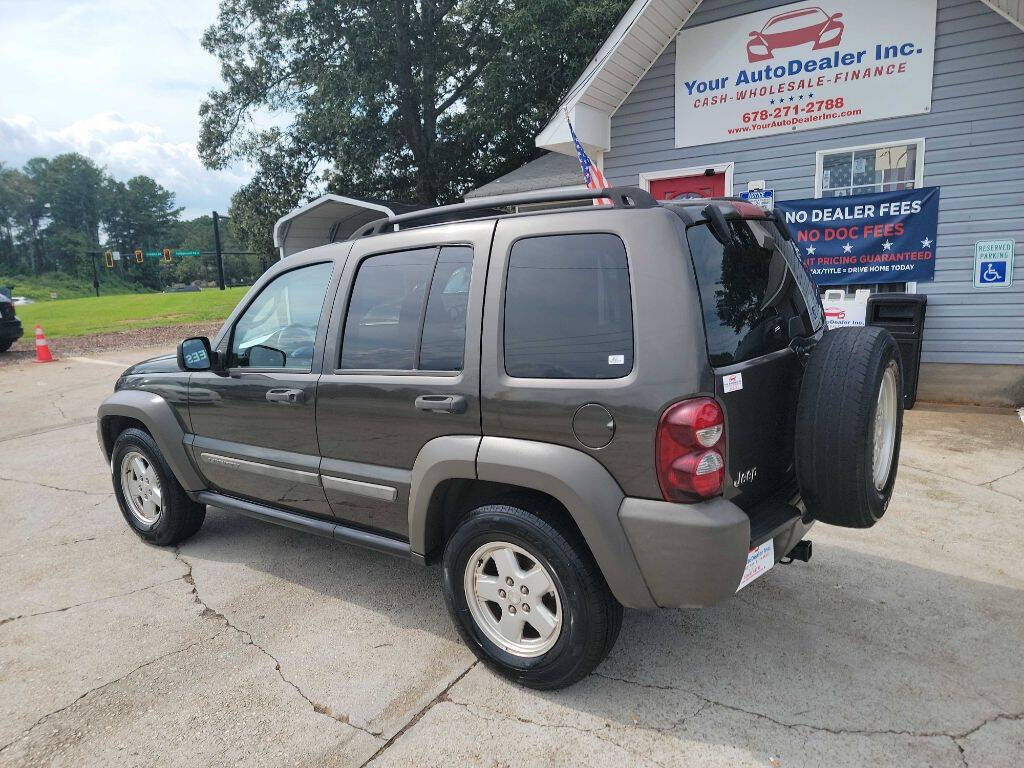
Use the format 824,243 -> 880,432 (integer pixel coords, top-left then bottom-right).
111,427 -> 206,545
0,338 -> 13,353
795,326 -> 904,528
442,497 -> 622,690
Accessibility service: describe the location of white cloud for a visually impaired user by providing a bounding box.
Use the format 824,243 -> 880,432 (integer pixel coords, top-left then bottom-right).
0,113 -> 250,218
0,0 -> 254,218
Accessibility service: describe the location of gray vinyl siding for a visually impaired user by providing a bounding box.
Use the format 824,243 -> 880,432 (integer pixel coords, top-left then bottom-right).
605,0 -> 1024,365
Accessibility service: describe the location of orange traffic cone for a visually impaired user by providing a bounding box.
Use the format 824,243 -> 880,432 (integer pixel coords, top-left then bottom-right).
34,324 -> 54,363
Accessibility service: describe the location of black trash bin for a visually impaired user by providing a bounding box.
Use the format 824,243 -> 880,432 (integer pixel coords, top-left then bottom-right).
866,294 -> 928,409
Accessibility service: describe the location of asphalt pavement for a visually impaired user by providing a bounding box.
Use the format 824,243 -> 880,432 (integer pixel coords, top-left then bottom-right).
1,347 -> 1022,767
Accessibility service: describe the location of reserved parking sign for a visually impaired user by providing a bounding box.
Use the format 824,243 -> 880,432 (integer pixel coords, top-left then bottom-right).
974,240 -> 1014,288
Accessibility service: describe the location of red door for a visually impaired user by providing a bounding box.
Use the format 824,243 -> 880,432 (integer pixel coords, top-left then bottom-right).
648,173 -> 726,201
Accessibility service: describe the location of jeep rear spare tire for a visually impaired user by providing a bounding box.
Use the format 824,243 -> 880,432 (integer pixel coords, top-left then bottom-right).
795,326 -> 904,528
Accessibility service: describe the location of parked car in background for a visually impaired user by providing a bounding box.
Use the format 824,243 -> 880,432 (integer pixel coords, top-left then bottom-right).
0,292 -> 24,352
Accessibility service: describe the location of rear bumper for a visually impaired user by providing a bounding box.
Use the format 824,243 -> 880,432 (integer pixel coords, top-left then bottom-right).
619,495 -> 812,609
0,318 -> 23,343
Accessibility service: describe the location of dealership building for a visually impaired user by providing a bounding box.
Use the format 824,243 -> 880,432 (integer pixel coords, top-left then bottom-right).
275,0 -> 1023,405
467,0 -> 1024,405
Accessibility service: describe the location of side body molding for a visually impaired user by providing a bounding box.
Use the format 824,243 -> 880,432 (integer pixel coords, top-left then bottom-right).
408,435 -> 481,559
475,437 -> 656,610
97,389 -> 205,491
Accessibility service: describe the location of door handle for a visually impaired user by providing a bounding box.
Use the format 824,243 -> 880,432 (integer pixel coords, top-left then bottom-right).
266,388 -> 305,405
414,394 -> 467,414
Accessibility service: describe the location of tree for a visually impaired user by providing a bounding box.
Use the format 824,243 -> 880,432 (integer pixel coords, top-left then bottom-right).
103,176 -> 182,249
39,154 -> 106,275
168,214 -> 259,285
101,175 -> 184,289
0,163 -> 27,270
200,0 -> 631,251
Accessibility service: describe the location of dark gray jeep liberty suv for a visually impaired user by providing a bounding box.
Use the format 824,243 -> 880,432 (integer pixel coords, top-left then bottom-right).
98,187 -> 904,689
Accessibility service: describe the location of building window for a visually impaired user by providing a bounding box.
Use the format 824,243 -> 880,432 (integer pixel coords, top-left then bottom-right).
815,139 -> 925,293
816,139 -> 924,198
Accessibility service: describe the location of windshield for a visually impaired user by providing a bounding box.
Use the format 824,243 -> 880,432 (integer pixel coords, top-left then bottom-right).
687,218 -> 823,367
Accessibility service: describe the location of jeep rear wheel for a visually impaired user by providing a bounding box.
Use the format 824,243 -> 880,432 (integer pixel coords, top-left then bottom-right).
442,499 -> 622,689
795,326 -> 905,528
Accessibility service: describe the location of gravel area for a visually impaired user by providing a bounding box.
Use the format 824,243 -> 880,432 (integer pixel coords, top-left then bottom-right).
0,322 -> 222,366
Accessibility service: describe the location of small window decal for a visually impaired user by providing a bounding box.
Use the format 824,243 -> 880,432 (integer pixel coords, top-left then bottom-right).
608,354 -> 625,365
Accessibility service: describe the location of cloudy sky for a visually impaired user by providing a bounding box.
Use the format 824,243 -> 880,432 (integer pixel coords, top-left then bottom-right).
0,0 -> 251,218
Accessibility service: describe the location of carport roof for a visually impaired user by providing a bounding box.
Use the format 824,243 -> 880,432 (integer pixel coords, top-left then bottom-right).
273,195 -> 424,259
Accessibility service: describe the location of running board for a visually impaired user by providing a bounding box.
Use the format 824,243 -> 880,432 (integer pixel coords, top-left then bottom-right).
195,491 -> 412,560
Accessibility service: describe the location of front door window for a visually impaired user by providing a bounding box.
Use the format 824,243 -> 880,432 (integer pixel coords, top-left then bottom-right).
230,262 -> 334,371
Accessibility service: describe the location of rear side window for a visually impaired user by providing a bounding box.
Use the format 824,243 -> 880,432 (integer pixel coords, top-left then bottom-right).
420,246 -> 473,371
687,219 -> 822,367
340,246 -> 473,371
504,234 -> 633,379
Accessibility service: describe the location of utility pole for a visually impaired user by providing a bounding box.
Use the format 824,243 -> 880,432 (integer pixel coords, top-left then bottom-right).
91,252 -> 100,297
212,211 -> 226,290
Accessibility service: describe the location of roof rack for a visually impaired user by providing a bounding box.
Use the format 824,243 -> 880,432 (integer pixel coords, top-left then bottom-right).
354,186 -> 658,238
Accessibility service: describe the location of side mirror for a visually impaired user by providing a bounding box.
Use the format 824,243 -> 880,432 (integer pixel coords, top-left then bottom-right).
177,337 -> 213,371
249,344 -> 287,368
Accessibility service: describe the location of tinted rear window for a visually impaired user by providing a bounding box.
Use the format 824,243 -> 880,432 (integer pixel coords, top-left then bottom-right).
687,219 -> 823,367
504,234 -> 633,379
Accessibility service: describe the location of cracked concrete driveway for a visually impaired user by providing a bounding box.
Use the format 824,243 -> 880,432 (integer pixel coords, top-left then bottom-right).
1,346 -> 1022,767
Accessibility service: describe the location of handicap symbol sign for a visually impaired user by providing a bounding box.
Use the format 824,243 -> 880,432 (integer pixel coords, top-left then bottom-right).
980,262 -> 1006,284
974,240 -> 1014,288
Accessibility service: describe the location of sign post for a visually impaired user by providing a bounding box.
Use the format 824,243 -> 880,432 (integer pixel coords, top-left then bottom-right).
739,188 -> 775,210
212,211 -> 226,291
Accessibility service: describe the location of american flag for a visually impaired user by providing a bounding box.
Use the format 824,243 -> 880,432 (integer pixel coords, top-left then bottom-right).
568,118 -> 611,205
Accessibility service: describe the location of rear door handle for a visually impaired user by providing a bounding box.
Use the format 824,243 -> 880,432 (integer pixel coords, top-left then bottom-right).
266,388 -> 305,405
414,394 -> 467,414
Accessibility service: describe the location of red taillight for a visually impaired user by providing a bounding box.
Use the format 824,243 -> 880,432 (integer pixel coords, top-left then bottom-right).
656,397 -> 726,502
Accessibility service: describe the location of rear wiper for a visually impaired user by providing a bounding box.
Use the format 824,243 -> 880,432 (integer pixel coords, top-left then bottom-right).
701,204 -> 736,247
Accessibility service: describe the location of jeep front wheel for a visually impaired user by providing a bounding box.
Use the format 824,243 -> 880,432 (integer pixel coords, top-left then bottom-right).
442,499 -> 622,689
111,427 -> 206,546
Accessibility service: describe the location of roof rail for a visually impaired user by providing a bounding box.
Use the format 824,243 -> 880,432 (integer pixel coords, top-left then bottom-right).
354,186 -> 658,238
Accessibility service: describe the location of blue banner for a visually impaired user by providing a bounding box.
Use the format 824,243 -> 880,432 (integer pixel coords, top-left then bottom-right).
776,187 -> 940,285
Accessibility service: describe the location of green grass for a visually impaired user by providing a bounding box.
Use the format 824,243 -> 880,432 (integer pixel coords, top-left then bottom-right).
15,287 -> 249,338
1,272 -> 148,301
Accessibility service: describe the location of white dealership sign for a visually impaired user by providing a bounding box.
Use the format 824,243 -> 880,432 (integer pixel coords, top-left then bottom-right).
675,0 -> 936,147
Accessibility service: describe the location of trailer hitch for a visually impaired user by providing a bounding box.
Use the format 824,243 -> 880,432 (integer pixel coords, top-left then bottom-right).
781,539 -> 812,564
